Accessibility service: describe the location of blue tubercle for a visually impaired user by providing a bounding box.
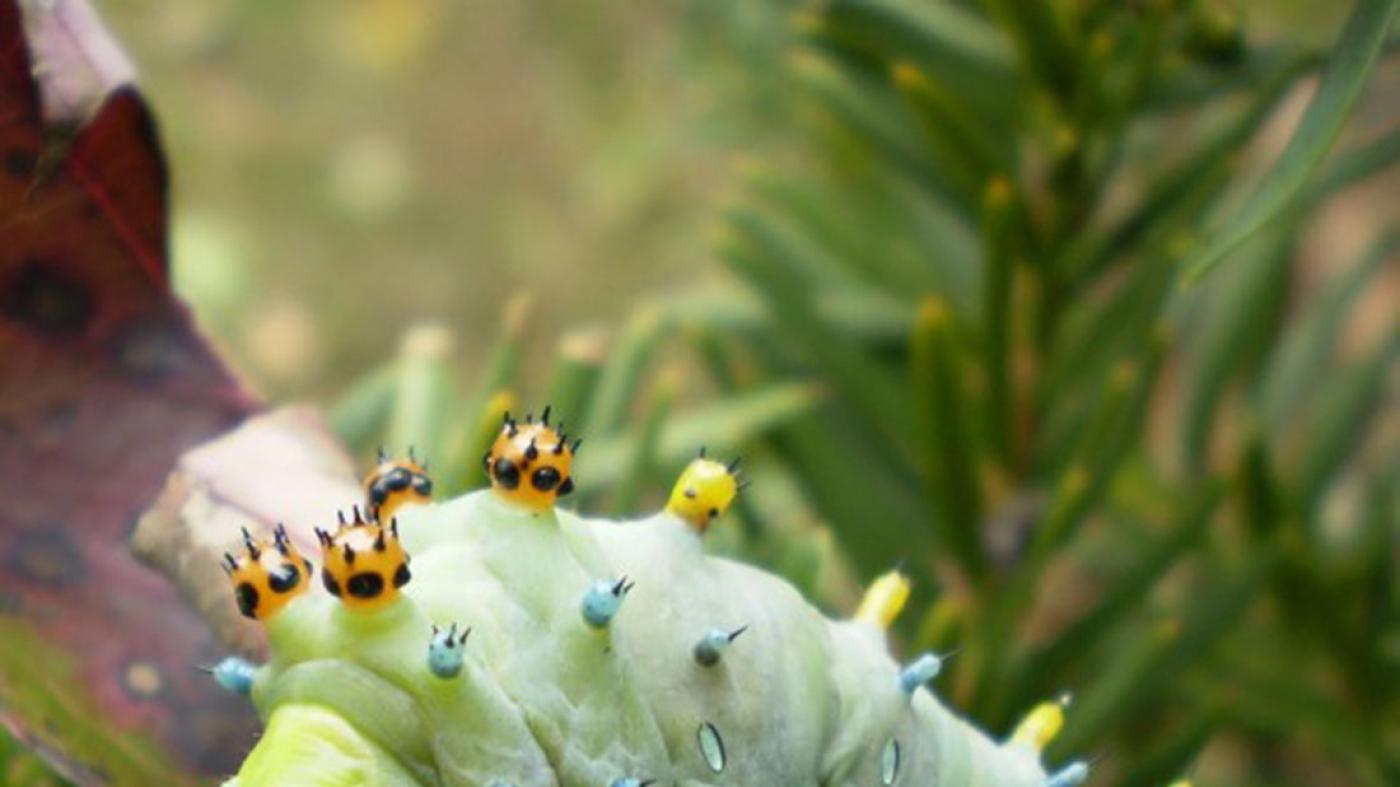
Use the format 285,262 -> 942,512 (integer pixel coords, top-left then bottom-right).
692,625 -> 748,666
428,623 -> 470,678
897,652 -> 944,695
609,779 -> 654,787
206,656 -> 257,696
581,576 -> 634,629
1045,761 -> 1090,786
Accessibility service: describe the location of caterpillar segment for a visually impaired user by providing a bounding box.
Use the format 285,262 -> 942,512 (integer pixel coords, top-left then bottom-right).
216,409 -> 1086,786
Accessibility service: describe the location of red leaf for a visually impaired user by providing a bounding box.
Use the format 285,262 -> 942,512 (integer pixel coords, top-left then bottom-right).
0,0 -> 263,782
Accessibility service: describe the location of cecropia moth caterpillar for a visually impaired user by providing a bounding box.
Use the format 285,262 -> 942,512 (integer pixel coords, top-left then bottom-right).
216,411 -> 1085,787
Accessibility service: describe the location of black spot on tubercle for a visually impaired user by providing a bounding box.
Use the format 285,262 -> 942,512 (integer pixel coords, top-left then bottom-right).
235,583 -> 259,618
267,564 -> 301,593
347,572 -> 385,599
322,570 -> 342,597
393,563 -> 411,588
493,457 -> 520,490
531,466 -> 561,492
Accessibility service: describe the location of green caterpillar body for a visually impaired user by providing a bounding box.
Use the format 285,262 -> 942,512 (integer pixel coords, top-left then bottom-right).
226,484 -> 1050,787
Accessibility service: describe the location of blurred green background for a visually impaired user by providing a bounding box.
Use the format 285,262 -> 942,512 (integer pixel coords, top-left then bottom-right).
99,0 -> 1393,406
8,0 -> 1398,785
103,0 -> 793,398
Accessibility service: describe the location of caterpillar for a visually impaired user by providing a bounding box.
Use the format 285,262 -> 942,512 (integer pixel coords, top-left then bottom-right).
214,410 -> 1088,787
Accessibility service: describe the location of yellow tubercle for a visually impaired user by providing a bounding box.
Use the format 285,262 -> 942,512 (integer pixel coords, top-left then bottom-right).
315,509 -> 411,612
484,408 -> 577,512
1011,694 -> 1070,752
666,451 -> 741,533
854,570 -> 911,630
223,524 -> 313,622
363,449 -> 433,523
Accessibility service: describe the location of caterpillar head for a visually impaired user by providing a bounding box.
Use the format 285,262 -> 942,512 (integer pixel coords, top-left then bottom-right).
315,509 -> 411,611
363,447 -> 433,522
666,448 -> 743,532
222,524 -> 313,621
484,407 -> 577,512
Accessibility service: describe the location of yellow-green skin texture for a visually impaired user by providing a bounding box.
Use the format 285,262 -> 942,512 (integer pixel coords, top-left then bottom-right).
225,491 -> 1049,786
